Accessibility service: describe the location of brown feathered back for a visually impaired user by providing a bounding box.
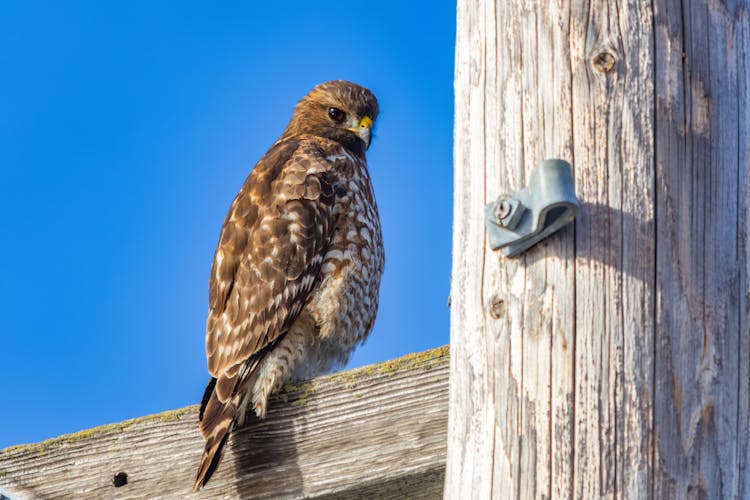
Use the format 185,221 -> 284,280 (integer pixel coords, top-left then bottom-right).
194,80 -> 382,491
194,140 -> 337,490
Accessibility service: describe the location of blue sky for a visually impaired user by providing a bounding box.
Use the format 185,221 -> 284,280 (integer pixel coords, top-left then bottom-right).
0,1 -> 455,449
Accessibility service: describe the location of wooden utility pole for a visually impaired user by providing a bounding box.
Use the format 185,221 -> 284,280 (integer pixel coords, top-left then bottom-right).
447,0 -> 749,498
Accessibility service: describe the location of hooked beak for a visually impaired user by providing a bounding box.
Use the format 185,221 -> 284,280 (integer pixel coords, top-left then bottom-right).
353,115 -> 373,148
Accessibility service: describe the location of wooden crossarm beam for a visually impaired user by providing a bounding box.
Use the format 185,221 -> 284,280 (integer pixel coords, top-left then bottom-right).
0,346 -> 449,499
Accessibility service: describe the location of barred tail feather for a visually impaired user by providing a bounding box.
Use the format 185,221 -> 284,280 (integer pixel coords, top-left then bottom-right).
193,378 -> 238,492
193,430 -> 231,492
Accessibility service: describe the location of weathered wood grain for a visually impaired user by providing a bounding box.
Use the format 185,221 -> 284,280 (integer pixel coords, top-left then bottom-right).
0,346 -> 449,499
654,2 -> 750,498
571,0 -> 657,497
448,0 -> 749,498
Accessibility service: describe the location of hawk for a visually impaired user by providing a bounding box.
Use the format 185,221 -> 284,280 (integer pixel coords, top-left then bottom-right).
193,80 -> 384,491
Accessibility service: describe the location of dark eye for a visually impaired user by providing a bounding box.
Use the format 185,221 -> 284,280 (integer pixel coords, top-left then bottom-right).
328,107 -> 346,123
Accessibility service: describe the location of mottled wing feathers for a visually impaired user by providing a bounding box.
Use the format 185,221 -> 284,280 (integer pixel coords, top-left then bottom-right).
206,141 -> 294,315
194,139 -> 338,490
205,139 -> 337,379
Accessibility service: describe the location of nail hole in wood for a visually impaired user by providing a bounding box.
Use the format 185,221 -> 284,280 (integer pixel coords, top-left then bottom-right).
592,51 -> 616,73
113,472 -> 128,487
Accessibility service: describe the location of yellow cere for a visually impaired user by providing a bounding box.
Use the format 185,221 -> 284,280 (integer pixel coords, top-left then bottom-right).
359,116 -> 373,129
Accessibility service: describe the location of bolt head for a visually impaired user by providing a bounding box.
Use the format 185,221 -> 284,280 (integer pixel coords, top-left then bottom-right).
496,200 -> 512,219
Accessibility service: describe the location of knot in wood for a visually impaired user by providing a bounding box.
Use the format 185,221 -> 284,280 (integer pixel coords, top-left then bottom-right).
592,51 -> 616,73
489,296 -> 505,319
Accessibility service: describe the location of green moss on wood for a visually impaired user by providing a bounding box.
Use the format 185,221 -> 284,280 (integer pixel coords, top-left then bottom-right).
1,405 -> 197,457
328,344 -> 449,389
1,345 -> 449,455
279,344 -> 449,405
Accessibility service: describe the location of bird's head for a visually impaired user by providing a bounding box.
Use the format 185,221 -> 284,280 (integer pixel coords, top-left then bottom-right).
281,80 -> 379,157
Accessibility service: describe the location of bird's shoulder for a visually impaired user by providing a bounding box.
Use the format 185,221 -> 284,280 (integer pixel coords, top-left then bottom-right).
239,135 -> 358,207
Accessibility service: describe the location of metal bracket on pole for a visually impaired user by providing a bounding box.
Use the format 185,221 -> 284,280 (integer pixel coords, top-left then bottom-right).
484,159 -> 579,257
